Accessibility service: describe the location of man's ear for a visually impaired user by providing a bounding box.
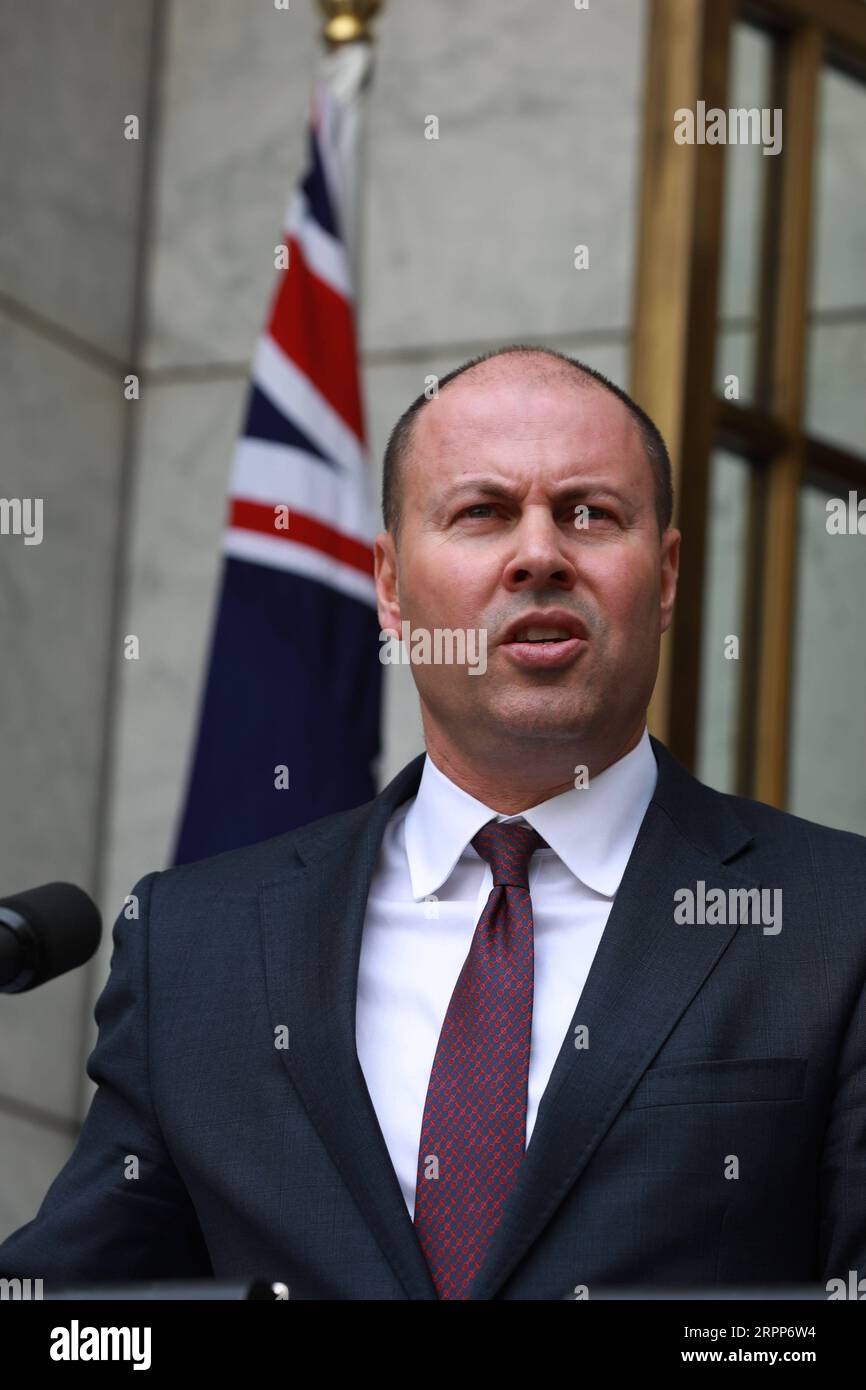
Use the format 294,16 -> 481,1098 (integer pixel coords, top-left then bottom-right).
660,527 -> 680,635
374,530 -> 401,633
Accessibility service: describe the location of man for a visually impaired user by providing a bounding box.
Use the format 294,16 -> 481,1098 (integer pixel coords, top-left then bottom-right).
1,346 -> 864,1299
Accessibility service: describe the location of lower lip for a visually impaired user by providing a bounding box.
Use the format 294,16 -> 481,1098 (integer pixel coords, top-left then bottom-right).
500,637 -> 587,669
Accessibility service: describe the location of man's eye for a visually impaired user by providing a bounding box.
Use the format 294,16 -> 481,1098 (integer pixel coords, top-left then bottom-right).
457,503 -> 612,522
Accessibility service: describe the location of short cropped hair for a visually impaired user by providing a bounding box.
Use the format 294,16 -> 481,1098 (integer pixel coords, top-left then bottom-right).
381,344 -> 674,543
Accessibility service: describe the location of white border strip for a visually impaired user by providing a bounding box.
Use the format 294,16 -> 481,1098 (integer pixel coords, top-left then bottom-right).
252,336 -> 366,476
229,438 -> 376,542
223,527 -> 377,609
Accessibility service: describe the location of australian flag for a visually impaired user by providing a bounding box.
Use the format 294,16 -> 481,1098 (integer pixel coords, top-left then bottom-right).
172,45 -> 382,865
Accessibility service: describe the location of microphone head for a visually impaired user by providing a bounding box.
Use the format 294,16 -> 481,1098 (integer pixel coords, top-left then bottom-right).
0,882 -> 102,992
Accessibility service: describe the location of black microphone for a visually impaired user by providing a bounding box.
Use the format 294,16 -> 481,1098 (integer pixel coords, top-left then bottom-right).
0,882 -> 102,993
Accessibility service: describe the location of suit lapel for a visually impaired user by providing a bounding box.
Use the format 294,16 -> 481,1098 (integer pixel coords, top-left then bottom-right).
258,754 -> 436,1300
467,738 -> 758,1299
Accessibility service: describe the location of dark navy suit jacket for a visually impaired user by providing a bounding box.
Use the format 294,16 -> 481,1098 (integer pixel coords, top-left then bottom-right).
2,737 -> 865,1298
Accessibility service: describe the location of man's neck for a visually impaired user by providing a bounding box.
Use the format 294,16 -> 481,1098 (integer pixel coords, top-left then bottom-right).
422,723 -> 646,815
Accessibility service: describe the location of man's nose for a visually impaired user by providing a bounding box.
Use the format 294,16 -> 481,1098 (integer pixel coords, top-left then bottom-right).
501,512 -> 578,591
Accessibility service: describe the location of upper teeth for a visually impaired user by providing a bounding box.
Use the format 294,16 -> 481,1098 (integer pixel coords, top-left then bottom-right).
514,627 -> 571,641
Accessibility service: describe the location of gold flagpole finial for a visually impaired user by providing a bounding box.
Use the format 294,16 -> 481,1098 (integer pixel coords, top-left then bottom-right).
317,0 -> 384,45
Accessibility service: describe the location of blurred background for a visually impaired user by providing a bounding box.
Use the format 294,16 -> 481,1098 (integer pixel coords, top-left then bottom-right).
1,0 -> 864,1238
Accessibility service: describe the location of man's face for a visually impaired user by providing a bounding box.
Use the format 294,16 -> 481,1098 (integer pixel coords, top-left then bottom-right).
374,367 -> 679,765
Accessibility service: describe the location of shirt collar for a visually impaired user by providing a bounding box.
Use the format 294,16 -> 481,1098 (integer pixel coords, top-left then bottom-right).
403,726 -> 658,901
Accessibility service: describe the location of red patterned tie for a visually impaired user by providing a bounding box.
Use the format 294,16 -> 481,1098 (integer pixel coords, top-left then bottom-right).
413,819 -> 547,1299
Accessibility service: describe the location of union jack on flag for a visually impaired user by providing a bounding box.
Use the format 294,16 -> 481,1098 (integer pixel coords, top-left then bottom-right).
172,44 -> 382,866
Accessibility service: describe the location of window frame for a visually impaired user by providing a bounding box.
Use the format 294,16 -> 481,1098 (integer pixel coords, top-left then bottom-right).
632,0 -> 866,806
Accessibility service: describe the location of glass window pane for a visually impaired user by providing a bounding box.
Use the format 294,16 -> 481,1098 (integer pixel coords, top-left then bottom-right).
805,66 -> 866,457
713,24 -> 774,406
788,480 -> 866,835
697,450 -> 753,793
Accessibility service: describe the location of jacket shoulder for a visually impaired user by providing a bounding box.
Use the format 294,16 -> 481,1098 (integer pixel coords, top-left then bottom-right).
148,796 -> 380,900
699,782 -> 866,906
651,737 -> 866,873
721,786 -> 866,857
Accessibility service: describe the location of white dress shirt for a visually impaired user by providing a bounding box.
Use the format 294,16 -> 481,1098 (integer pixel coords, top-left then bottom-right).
355,726 -> 658,1218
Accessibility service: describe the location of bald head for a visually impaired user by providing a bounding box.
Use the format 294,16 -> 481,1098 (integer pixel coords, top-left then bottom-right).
381,345 -> 673,544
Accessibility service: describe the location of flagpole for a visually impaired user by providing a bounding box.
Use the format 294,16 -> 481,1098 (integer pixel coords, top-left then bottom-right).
314,1 -> 384,300
317,0 -> 383,46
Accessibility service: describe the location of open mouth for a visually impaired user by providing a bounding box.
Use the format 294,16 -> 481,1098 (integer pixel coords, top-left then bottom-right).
501,630 -> 587,668
508,627 -> 573,644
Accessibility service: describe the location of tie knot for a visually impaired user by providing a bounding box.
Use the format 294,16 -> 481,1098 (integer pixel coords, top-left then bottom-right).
470,820 -> 547,889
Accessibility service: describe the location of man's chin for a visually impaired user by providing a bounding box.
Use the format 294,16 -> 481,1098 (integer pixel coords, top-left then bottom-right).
480,699 -> 595,743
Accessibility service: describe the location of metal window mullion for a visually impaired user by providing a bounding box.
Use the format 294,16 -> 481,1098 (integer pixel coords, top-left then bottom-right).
753,22 -> 822,807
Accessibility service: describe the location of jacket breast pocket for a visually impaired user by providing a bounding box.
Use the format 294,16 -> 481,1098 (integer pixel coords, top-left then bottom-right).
626,1056 -> 807,1108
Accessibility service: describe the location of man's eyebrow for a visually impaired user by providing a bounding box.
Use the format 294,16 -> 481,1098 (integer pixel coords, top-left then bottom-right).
437,479 -> 630,505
